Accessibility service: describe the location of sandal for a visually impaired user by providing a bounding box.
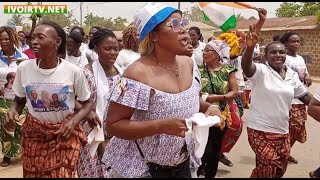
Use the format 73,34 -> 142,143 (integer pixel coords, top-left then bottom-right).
309,171 -> 320,178
220,154 -> 233,167
288,156 -> 298,164
0,156 -> 11,167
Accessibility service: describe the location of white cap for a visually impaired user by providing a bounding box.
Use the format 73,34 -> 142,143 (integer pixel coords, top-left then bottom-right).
134,2 -> 179,42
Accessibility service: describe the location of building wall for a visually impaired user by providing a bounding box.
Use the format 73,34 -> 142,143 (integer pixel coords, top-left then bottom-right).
214,29 -> 320,76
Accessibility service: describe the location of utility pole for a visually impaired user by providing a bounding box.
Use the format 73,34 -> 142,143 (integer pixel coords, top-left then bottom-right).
80,2 -> 83,26
87,5 -> 90,27
178,2 -> 181,10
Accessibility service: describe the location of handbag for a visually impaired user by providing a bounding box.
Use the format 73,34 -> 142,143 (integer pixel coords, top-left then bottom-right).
134,140 -> 191,178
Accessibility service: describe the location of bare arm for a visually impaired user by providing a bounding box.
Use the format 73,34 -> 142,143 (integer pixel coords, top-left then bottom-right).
255,8 -> 267,35
299,93 -> 312,106
242,25 -> 259,78
106,102 -> 163,140
307,97 -> 320,122
72,97 -> 94,125
199,94 -> 211,113
206,71 -> 238,103
11,96 -> 27,115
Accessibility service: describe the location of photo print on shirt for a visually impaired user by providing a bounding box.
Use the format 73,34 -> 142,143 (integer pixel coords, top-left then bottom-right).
25,82 -> 70,112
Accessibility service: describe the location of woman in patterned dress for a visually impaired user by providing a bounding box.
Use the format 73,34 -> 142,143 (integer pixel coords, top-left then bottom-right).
77,28 -> 124,178
0,26 -> 29,167
6,21 -> 94,178
280,32 -> 312,164
242,24 -> 312,178
102,2 -> 221,178
197,40 -> 239,178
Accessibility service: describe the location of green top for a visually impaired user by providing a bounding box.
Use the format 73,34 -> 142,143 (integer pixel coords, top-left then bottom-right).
200,64 -> 237,110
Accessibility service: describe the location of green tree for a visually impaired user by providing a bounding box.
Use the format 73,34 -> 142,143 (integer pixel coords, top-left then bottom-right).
183,6 -> 206,23
7,14 -> 25,26
276,2 -> 301,17
300,2 -> 320,16
40,11 -> 77,28
84,13 -> 114,29
113,17 -> 128,31
248,16 -> 257,20
276,2 -> 320,23
236,14 -> 246,21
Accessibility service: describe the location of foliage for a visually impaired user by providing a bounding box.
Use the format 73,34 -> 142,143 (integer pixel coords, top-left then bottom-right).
84,13 -> 128,31
7,14 -> 25,26
40,11 -> 78,28
236,14 -> 246,21
248,16 -> 257,20
276,2 -> 320,23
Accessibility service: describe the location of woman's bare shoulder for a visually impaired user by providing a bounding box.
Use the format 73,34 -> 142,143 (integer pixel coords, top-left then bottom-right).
123,57 -> 150,82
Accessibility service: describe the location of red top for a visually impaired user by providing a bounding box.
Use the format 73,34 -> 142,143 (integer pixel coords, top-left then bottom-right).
23,49 -> 36,59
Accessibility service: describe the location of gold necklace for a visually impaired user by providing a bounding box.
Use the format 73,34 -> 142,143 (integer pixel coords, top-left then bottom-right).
153,57 -> 179,78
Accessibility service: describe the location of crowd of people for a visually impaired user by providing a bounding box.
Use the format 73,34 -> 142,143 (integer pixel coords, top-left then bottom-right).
0,2 -> 319,178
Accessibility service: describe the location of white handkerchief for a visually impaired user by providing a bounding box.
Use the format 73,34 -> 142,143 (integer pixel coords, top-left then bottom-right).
86,125 -> 103,157
185,113 -> 220,158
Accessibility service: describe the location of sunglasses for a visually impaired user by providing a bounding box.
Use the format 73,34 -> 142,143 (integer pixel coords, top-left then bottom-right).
165,18 -> 189,32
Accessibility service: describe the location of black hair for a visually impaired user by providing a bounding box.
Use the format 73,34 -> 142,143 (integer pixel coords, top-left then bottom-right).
279,32 -> 299,44
70,26 -> 85,37
90,26 -> 102,32
272,35 -> 282,41
188,26 -> 202,40
68,32 -> 83,44
208,37 -> 214,42
40,21 -> 66,56
264,41 -> 285,56
0,26 -> 20,47
18,31 -> 26,36
88,28 -> 117,50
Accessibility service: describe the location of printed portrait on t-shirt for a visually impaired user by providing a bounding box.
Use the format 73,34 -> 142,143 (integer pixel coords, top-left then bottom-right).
25,83 -> 70,112
1,72 -> 16,100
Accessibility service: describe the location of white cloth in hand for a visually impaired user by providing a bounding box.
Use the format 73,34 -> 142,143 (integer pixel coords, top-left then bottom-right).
185,113 -> 220,158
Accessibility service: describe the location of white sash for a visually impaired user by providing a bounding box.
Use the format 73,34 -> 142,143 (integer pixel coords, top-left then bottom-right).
87,61 -> 123,157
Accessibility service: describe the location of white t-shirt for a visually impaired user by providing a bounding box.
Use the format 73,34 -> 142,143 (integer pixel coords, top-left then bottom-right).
65,52 -> 89,69
234,56 -> 245,90
115,49 -> 140,69
0,50 -> 29,100
285,55 -> 309,104
243,63 -> 308,134
13,60 -> 91,123
85,48 -> 98,62
79,43 -> 88,53
191,41 -> 206,67
314,86 -> 320,102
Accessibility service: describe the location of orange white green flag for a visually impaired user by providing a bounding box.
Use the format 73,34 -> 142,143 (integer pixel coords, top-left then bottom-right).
197,2 -> 255,32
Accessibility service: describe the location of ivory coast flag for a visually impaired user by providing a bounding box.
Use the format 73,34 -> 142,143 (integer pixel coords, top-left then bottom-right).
197,2 -> 255,32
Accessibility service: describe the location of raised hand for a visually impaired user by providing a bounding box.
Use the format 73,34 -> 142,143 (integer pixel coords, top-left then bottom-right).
256,8 -> 267,20
245,24 -> 259,48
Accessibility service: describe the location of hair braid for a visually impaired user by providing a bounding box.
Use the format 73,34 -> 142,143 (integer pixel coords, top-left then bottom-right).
122,25 -> 139,51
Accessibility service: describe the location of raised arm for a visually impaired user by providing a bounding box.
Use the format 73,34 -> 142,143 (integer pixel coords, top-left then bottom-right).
255,8 -> 267,35
241,24 -> 259,78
